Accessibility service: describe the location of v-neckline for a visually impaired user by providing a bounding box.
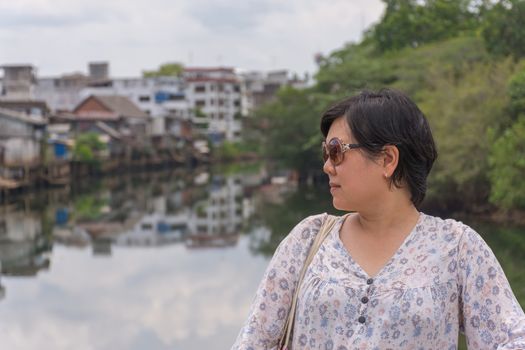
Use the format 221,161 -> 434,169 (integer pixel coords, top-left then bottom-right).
332,212 -> 424,280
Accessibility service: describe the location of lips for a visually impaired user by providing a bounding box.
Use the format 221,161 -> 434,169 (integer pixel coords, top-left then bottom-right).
329,182 -> 341,189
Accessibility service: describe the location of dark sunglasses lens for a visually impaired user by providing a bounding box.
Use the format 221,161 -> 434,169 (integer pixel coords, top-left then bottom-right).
328,139 -> 343,165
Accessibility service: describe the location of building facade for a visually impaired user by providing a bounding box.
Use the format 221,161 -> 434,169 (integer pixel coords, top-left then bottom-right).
183,67 -> 242,143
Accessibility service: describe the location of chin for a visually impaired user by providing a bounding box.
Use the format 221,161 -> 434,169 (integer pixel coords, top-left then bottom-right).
332,198 -> 352,212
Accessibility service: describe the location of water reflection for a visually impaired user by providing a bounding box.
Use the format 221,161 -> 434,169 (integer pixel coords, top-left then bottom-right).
0,165 -> 523,350
0,168 -> 257,260
0,167 -> 265,349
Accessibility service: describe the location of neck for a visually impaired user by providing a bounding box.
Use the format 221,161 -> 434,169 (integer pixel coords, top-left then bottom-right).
354,190 -> 420,237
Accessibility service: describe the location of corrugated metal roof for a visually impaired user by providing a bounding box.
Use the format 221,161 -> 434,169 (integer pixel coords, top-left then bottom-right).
0,107 -> 47,125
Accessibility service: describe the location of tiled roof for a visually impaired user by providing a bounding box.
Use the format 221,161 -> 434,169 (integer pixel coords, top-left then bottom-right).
94,95 -> 148,118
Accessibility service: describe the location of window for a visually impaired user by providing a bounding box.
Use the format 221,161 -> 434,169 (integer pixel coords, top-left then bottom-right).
139,95 -> 150,102
218,99 -> 224,106
141,223 -> 153,230
195,85 -> 206,93
195,100 -> 206,107
233,85 -> 241,93
234,99 -> 241,107
168,94 -> 184,101
217,84 -> 224,92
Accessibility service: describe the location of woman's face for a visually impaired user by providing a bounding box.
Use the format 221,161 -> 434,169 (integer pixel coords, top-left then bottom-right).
323,117 -> 387,212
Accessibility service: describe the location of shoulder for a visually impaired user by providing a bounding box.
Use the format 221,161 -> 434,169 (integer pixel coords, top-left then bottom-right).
271,213 -> 330,258
277,212 -> 340,250
420,212 -> 484,249
287,213 -> 329,242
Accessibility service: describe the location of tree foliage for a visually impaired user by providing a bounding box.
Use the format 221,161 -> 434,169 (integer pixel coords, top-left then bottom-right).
488,116 -> 525,209
253,0 -> 525,212
508,69 -> 525,117
143,62 -> 184,77
255,87 -> 332,175
370,0 -> 480,52
481,0 -> 525,59
73,132 -> 106,163
418,57 -> 518,206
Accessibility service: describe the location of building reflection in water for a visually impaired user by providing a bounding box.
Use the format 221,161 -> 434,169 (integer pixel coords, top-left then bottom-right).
0,208 -> 52,277
0,166 -> 273,301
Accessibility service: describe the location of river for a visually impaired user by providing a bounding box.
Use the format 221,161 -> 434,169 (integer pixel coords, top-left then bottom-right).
0,164 -> 523,349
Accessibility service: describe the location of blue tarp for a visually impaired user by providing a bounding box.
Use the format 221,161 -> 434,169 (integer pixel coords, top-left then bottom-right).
155,91 -> 185,104
55,208 -> 69,225
155,91 -> 170,104
54,143 -> 68,158
157,222 -> 171,234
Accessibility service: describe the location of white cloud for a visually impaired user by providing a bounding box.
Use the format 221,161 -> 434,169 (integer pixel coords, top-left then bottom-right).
0,0 -> 384,79
0,239 -> 268,350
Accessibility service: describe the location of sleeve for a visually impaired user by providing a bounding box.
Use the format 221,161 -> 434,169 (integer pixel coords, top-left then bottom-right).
457,225 -> 525,349
231,214 -> 326,350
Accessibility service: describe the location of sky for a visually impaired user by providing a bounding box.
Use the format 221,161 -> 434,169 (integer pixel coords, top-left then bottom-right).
0,0 -> 385,78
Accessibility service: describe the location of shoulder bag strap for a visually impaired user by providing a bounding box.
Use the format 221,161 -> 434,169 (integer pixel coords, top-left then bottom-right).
278,214 -> 339,350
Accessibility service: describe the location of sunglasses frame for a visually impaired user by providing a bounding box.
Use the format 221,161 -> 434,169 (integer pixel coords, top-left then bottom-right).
322,137 -> 363,166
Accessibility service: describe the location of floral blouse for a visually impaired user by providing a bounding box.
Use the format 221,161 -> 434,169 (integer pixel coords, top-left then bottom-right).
232,213 -> 525,349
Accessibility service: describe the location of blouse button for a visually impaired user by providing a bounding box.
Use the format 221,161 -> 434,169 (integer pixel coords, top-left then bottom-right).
358,316 -> 366,324
361,296 -> 369,304
366,278 -> 374,285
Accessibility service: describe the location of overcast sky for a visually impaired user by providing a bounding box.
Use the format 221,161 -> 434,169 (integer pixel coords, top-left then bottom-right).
0,0 -> 384,78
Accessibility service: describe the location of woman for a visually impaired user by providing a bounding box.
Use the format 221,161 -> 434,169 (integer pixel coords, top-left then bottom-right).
232,89 -> 525,349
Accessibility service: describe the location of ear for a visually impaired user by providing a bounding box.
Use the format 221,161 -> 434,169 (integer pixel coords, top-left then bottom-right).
381,145 -> 399,178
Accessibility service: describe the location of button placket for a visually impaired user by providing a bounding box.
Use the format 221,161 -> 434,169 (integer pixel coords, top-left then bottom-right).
357,277 -> 374,324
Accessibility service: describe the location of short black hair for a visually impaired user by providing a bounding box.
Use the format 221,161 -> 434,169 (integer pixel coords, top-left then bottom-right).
320,89 -> 437,207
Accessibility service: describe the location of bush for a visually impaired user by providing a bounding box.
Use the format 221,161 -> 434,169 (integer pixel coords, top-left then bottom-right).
488,116 -> 525,209
73,132 -> 107,163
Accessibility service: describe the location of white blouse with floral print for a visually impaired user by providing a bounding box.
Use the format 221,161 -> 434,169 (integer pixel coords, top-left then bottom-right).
232,213 -> 525,350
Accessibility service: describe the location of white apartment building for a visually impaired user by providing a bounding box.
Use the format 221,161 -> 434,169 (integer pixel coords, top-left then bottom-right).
190,175 -> 244,240
30,63 -> 310,143
80,76 -> 189,136
0,65 -> 36,100
34,62 -> 108,112
239,69 -> 308,117
183,67 -> 242,143
113,174 -> 249,248
35,73 -> 88,112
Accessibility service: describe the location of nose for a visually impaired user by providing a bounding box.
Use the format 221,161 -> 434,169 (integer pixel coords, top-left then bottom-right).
323,158 -> 336,175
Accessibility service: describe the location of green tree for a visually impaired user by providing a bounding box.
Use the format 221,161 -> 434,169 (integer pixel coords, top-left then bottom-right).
481,0 -> 525,59
508,69 -> 525,117
73,132 -> 107,163
371,0 -> 479,52
419,58 -> 518,206
255,87 -> 332,177
143,62 -> 184,77
315,42 -> 396,94
488,116 -> 525,209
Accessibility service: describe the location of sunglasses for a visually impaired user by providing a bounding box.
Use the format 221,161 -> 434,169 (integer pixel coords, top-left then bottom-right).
322,137 -> 363,165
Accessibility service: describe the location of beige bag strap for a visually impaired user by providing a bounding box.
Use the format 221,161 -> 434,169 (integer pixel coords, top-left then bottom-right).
278,214 -> 339,350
